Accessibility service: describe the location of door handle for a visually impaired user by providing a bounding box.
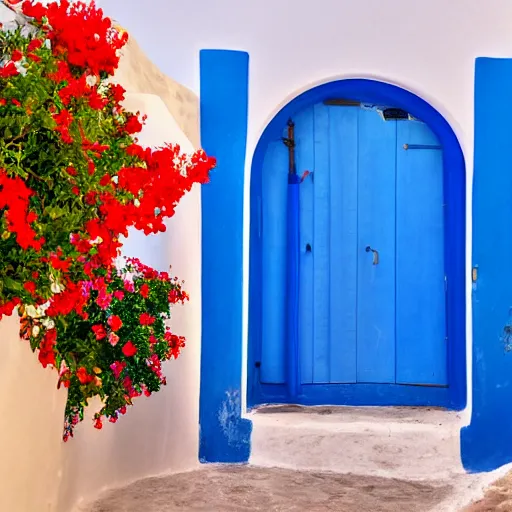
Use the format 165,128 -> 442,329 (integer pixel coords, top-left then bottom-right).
365,246 -> 379,265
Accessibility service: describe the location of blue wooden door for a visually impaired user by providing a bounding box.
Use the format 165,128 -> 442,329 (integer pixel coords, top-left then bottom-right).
259,102 -> 447,393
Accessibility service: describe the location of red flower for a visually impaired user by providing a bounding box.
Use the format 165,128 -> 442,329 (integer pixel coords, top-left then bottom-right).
109,84 -> 125,103
47,60 -> 72,82
88,90 -> 108,110
27,53 -> 41,63
0,99 -> 6,106
124,115 -> 143,134
93,417 -> 103,430
0,298 -> 20,319
113,290 -> 124,301
27,38 -> 43,52
139,283 -> 150,298
23,281 -> 36,294
99,174 -> 111,186
72,186 -> 80,195
11,99 -> 21,107
107,315 -> 122,331
84,191 -> 97,205
0,61 -> 19,78
122,340 -> 137,357
139,312 -> 155,326
21,0 -> 47,20
11,50 -> 23,62
38,329 -> 57,368
76,367 -> 94,384
92,324 -> 107,340
66,166 -> 77,176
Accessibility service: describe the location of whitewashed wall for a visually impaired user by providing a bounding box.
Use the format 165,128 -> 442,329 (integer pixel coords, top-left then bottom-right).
102,0 -> 512,419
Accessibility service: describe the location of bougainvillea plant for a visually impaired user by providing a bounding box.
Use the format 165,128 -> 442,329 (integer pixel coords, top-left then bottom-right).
0,0 -> 215,440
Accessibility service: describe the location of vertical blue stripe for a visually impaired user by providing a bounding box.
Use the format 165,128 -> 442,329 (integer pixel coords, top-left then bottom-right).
297,108 -> 315,384
199,49 -> 251,463
260,141 -> 288,384
461,57 -> 512,472
356,109 -> 397,383
328,106 -> 358,383
312,104 -> 331,383
286,177 -> 301,397
395,121 -> 446,386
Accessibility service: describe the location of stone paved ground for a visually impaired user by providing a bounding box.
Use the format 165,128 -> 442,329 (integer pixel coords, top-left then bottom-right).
463,471 -> 512,511
84,466 -> 453,512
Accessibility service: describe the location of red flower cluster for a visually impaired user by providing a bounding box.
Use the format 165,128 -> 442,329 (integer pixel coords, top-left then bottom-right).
0,0 -> 216,441
0,171 -> 44,251
22,0 -> 128,75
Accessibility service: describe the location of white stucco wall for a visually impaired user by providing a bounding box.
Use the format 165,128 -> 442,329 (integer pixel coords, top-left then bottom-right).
0,91 -> 202,510
102,0 -> 512,419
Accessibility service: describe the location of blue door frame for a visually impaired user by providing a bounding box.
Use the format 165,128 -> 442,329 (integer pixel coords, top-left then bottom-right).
248,79 -> 466,411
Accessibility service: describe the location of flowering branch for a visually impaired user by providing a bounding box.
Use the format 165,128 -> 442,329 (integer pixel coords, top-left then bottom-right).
0,0 -> 215,440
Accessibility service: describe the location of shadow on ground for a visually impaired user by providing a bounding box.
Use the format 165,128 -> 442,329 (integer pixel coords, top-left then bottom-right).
84,466 -> 452,512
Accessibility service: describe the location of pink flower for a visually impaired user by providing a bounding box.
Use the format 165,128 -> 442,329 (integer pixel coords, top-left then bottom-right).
96,291 -> 112,310
108,332 -> 119,346
123,280 -> 135,293
110,360 -> 126,379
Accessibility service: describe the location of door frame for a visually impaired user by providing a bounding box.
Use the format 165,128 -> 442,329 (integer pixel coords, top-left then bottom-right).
248,78 -> 466,411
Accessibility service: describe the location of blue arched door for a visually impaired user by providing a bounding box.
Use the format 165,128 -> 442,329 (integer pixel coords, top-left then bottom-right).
256,101 -> 448,404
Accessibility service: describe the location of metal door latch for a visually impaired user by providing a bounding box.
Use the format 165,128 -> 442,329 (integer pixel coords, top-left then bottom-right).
365,246 -> 379,265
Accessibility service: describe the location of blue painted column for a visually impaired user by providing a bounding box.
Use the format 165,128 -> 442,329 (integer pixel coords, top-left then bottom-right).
199,50 -> 252,463
461,57 -> 512,472
286,173 -> 300,397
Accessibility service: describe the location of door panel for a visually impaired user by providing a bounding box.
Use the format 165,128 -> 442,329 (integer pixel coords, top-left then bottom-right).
260,140 -> 288,384
395,122 -> 447,385
328,106 -> 359,383
356,109 -> 397,383
297,107 -> 315,384
311,104 -> 332,383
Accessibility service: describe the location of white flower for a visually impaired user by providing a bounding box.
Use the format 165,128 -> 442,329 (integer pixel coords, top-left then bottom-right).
25,305 -> 38,318
86,74 -> 98,87
32,325 -> 40,337
41,318 -> 55,329
51,280 -> 64,293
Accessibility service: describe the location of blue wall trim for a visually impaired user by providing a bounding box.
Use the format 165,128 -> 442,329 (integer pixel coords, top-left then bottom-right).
461,57 -> 512,472
248,79 -> 466,411
199,49 -> 252,463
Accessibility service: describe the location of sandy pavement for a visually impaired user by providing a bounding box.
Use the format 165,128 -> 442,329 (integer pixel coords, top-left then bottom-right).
83,466 -> 453,512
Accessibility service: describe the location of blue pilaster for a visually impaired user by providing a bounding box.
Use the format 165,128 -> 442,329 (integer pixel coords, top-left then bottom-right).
461,57 -> 512,472
199,49 -> 252,463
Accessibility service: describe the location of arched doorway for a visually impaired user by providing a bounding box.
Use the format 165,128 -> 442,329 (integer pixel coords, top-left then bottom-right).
248,79 -> 466,410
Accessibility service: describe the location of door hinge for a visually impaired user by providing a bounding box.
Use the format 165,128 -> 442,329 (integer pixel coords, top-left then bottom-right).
472,266 -> 478,283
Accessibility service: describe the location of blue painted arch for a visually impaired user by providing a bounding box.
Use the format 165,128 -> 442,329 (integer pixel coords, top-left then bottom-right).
248,78 -> 466,410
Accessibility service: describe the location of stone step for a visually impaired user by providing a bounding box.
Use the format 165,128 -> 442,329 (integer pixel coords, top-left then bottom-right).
248,405 -> 465,480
